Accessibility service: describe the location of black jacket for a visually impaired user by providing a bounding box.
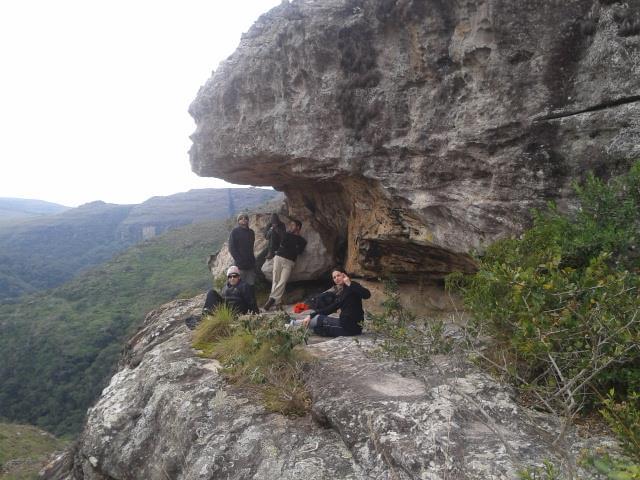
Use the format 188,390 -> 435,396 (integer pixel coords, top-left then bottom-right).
311,281 -> 371,335
221,280 -> 258,314
264,221 -> 286,248
228,226 -> 255,269
275,232 -> 307,262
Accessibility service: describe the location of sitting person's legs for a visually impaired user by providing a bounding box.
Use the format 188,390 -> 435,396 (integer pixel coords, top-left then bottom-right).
203,289 -> 223,313
312,314 -> 349,337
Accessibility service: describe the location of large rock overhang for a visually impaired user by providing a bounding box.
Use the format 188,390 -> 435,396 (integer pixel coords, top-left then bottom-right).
189,0 -> 640,280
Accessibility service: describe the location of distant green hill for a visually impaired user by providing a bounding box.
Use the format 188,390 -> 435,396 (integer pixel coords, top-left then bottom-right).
0,188 -> 279,301
0,219 -> 230,436
0,198 -> 70,222
0,422 -> 67,479
0,202 -> 135,300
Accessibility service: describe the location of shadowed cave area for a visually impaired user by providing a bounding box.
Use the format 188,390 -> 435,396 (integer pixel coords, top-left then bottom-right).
282,175 -> 477,281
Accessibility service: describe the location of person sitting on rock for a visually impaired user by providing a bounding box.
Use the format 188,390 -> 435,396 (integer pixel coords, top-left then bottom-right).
293,267 -> 371,337
203,266 -> 258,315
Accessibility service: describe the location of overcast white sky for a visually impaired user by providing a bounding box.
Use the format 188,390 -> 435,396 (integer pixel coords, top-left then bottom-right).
0,0 -> 281,207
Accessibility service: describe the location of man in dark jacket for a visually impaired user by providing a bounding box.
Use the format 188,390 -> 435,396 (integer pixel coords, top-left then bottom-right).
263,220 -> 307,310
228,213 -> 256,285
203,266 -> 258,315
264,213 -> 286,260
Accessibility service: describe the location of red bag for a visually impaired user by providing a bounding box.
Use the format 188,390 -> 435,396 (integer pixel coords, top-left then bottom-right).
293,302 -> 310,313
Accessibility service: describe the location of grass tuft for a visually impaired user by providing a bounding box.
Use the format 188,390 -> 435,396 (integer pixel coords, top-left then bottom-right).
192,309 -> 312,416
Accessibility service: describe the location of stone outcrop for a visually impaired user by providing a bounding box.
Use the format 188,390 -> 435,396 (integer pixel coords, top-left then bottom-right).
43,297 -> 617,479
189,0 -> 640,281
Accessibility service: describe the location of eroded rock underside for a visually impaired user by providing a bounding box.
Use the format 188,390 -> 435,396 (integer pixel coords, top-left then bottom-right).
189,0 -> 640,280
43,298 -> 616,479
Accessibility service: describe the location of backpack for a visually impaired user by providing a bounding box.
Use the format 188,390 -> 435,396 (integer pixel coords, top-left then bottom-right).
305,291 -> 337,310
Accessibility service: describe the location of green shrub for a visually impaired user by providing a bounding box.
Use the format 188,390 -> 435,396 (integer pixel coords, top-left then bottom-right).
447,161 -> 640,412
600,389 -> 640,461
584,454 -> 640,479
366,279 -> 453,364
518,460 -> 561,480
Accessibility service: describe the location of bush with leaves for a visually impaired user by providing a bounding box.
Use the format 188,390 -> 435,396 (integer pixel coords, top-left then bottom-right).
599,389 -> 640,462
447,162 -> 640,477
448,162 -> 640,412
366,278 -> 453,364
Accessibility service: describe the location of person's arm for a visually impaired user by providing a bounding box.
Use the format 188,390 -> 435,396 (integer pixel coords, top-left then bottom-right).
296,236 -> 307,255
311,293 -> 342,317
348,281 -> 371,299
228,229 -> 238,260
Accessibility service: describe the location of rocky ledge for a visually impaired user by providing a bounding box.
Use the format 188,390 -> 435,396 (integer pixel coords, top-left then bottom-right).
43,297 -> 616,479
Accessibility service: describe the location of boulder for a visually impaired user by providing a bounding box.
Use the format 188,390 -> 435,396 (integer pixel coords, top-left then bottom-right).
190,0 -> 640,281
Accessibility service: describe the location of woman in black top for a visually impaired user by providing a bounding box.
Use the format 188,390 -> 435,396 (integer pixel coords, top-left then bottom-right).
299,267 -> 371,337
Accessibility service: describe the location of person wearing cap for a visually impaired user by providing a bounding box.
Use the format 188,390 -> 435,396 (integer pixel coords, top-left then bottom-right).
202,266 -> 258,315
228,213 -> 256,285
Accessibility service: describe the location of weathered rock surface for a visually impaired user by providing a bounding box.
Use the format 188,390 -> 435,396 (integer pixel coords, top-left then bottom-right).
190,0 -> 640,280
44,297 -> 616,479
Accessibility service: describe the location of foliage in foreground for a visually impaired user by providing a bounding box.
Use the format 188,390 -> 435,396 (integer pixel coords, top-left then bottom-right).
447,161 -> 640,475
600,390 -> 640,462
448,162 -> 640,408
365,278 -> 453,363
193,307 -> 311,416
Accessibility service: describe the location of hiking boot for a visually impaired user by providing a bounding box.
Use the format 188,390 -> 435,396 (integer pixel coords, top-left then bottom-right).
262,297 -> 275,311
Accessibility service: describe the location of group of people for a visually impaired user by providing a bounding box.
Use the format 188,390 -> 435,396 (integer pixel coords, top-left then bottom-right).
202,212 -> 370,338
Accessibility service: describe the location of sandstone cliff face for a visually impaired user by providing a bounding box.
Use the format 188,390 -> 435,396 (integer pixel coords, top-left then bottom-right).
189,0 -> 640,280
43,297 -> 616,479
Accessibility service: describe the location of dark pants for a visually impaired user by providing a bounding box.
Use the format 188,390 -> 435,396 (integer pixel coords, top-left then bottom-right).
312,315 -> 356,337
203,289 -> 223,312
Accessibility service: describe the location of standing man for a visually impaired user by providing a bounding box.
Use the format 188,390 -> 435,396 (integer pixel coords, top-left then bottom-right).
263,219 -> 307,310
264,213 -> 287,259
228,213 -> 256,286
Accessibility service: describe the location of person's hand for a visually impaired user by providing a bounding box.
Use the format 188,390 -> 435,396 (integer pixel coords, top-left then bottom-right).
342,274 -> 351,286
301,315 -> 311,327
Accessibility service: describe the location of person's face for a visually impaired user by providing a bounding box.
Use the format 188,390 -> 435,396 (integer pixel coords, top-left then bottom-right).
288,221 -> 300,234
332,271 -> 345,285
238,216 -> 249,227
227,273 -> 240,285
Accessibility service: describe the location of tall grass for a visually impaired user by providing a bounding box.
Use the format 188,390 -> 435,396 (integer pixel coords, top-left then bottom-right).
192,309 -> 311,415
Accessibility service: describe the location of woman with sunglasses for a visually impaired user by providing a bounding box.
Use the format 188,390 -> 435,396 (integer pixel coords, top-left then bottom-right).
203,266 -> 259,315
295,267 -> 371,337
